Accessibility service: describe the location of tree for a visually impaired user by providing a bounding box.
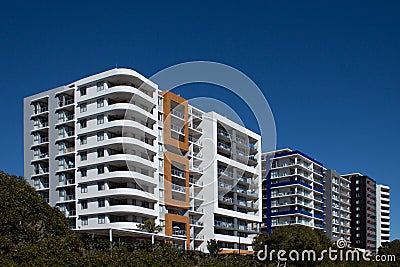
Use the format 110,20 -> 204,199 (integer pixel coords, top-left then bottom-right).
0,171 -> 81,266
207,239 -> 221,258
137,219 -> 163,233
378,240 -> 400,266
252,225 -> 332,267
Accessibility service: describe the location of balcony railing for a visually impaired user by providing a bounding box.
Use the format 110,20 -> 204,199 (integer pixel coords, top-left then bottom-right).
218,182 -> 233,190
217,129 -> 230,138
218,195 -> 233,203
218,168 -> 233,178
171,184 -> 186,193
170,109 -> 184,119
171,169 -> 185,178
214,220 -> 234,229
172,229 -> 186,236
217,142 -> 231,151
170,124 -> 184,134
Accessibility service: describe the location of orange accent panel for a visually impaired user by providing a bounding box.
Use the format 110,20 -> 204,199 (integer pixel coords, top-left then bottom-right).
162,91 -> 189,152
163,151 -> 190,208
165,213 -> 190,249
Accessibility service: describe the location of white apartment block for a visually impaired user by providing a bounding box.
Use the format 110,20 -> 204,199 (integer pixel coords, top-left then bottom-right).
24,68 -> 262,253
376,184 -> 390,249
261,149 -> 325,232
324,170 -> 351,242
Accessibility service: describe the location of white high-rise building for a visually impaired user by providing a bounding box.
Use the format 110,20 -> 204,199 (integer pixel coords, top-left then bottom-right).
24,68 -> 262,253
376,184 -> 390,249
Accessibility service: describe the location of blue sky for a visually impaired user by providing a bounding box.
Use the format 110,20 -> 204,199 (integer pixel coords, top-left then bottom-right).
1,1 -> 399,240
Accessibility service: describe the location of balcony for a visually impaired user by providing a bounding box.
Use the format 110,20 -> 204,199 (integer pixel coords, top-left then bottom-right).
170,109 -> 184,119
218,181 -> 233,190
34,106 -> 48,115
217,142 -> 231,152
58,98 -> 74,107
170,124 -> 184,134
217,129 -> 230,138
215,220 -> 234,229
172,229 -> 186,236
171,169 -> 185,178
171,184 -> 186,193
218,168 -> 233,178
218,195 -> 233,203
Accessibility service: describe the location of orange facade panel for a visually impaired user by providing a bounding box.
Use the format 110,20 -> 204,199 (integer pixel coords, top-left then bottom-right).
162,91 -> 189,152
165,213 -> 190,249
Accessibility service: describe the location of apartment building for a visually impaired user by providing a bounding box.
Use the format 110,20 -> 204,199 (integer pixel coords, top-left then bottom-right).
376,184 -> 390,249
261,149 -> 325,233
24,68 -> 262,253
344,173 -> 377,252
324,170 -> 351,242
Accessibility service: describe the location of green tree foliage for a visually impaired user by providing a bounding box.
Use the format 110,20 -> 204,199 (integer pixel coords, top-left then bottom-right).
137,219 -> 163,233
206,239 -> 221,258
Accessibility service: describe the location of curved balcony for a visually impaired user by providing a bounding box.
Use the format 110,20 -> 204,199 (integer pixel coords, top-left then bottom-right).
81,170 -> 156,187
79,205 -> 157,218
77,119 -> 156,137
79,188 -> 156,202
77,153 -> 157,171
78,85 -> 156,107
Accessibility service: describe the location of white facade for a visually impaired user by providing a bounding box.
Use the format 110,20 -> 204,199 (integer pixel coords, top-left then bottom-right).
24,68 -> 262,253
376,184 -> 390,249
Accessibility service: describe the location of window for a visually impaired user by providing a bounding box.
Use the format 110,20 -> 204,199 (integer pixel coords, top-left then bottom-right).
81,200 -> 88,209
80,152 -> 87,161
79,87 -> 87,96
81,184 -> 88,193
356,220 -> 360,224
356,186 -> 360,191
81,216 -> 88,226
80,119 -> 87,129
80,135 -> 87,145
98,182 -> 105,191
356,213 -> 360,218
356,233 -> 360,237
97,148 -> 104,158
97,115 -> 104,125
356,180 -> 360,185
97,131 -> 104,141
80,103 -> 87,113
356,200 -> 360,204
97,165 -> 104,174
97,82 -> 104,92
97,98 -> 104,108
98,215 -> 105,224
81,168 -> 87,177
98,198 -> 105,207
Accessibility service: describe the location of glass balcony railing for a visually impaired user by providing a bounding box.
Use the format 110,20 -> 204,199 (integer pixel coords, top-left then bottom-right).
171,184 -> 186,193
170,109 -> 184,119
217,129 -> 230,138
171,169 -> 185,178
218,168 -> 233,178
214,220 -> 234,229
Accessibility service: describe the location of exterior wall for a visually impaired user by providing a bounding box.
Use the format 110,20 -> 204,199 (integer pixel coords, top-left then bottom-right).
261,149 -> 325,233
324,170 -> 351,242
24,68 -> 262,253
345,173 -> 377,252
376,184 -> 390,249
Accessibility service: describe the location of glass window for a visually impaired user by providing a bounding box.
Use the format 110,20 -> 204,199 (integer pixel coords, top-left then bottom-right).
80,119 -> 87,129
97,132 -> 104,141
81,216 -> 88,225
81,184 -> 88,193
81,200 -> 88,209
80,103 -> 87,113
98,198 -> 105,207
81,168 -> 87,177
97,115 -> 104,125
98,182 -> 105,191
97,148 -> 104,158
97,165 -> 104,174
80,87 -> 87,96
98,215 -> 105,224
80,135 -> 87,145
80,152 -> 87,161
97,82 -> 104,92
97,98 -> 104,108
